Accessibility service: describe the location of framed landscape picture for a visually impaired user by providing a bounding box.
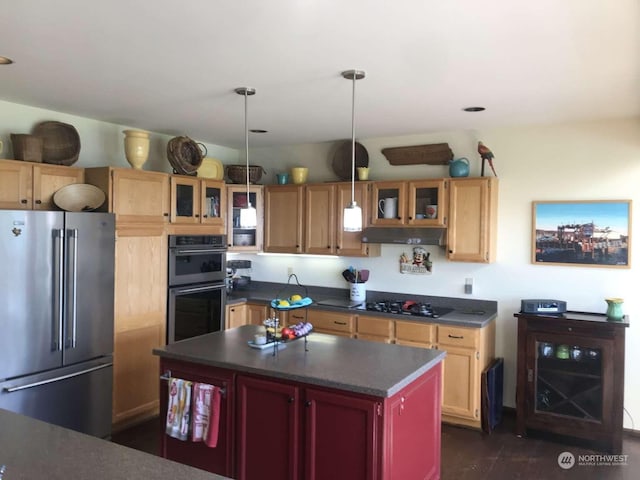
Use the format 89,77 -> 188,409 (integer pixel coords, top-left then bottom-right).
532,200 -> 632,268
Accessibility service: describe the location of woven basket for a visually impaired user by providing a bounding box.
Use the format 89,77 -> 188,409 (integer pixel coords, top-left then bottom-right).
167,136 -> 206,175
11,134 -> 43,162
226,164 -> 266,184
32,121 -> 81,166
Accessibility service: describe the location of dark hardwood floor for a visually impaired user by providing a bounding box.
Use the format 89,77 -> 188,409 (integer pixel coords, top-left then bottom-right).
112,412 -> 639,479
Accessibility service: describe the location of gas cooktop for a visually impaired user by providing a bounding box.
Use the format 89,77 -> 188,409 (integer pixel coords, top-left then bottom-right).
365,300 -> 453,318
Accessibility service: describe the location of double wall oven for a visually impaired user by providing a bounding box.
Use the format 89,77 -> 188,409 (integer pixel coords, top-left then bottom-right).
167,235 -> 227,344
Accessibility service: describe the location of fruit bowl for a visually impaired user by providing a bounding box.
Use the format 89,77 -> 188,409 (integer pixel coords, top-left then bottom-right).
270,296 -> 313,310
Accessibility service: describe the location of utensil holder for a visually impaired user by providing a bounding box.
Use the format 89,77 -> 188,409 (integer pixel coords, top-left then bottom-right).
350,283 -> 366,302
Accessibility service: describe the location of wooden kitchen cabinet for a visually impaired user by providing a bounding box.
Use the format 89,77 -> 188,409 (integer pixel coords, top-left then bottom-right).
85,167 -> 171,430
85,167 -> 170,224
264,184 -> 304,253
356,315 -> 394,343
160,359 -> 234,477
515,312 -> 627,453
335,182 -> 379,257
169,175 -> 226,230
447,177 -> 498,263
265,181 -> 377,257
112,225 -> 167,430
226,185 -> 263,252
304,183 -> 336,255
226,303 -> 248,329
307,309 -> 356,337
395,320 -> 436,348
370,179 -> 447,226
436,322 -> 495,428
0,159 -> 84,210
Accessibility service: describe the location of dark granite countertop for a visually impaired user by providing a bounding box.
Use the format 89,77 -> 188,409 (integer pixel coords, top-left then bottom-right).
227,283 -> 497,328
0,408 -> 230,480
154,325 -> 445,398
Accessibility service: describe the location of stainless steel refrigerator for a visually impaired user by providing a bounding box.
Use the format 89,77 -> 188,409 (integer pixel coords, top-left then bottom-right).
0,210 -> 115,438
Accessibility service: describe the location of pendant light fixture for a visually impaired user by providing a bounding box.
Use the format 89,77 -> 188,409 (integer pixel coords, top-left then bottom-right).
235,87 -> 257,229
342,69 -> 365,232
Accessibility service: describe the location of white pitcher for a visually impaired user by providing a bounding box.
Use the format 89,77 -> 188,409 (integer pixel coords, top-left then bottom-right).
379,197 -> 397,219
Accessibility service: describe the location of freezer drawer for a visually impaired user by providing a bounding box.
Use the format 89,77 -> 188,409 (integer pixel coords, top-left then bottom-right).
0,357 -> 113,439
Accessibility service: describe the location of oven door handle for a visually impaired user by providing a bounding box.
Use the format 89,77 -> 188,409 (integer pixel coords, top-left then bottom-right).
173,284 -> 226,294
174,248 -> 226,255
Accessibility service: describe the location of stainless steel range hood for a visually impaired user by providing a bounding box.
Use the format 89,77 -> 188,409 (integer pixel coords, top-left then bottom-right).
361,227 -> 446,246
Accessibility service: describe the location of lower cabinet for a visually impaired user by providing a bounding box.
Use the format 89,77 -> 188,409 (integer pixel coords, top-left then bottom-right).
436,323 -> 495,428
225,303 -> 247,329
236,368 -> 441,480
159,359 -> 234,477
307,309 -> 355,337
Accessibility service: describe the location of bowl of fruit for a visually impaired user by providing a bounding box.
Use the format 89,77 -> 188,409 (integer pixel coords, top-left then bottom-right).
271,293 -> 312,310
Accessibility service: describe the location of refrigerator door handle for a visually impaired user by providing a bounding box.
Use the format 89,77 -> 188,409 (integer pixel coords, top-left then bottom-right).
66,228 -> 79,349
53,228 -> 65,352
2,362 -> 113,393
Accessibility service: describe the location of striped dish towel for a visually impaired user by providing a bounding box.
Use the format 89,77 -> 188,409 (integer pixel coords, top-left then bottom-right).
191,382 -> 222,447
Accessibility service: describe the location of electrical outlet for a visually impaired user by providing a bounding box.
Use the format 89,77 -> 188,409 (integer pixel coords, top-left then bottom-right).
465,278 -> 473,294
287,266 -> 294,276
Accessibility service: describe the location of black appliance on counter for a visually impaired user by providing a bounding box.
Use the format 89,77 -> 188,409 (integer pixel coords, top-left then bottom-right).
167,235 -> 227,344
365,299 -> 453,318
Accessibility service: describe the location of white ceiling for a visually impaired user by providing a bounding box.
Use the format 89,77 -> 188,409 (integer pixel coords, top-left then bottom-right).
1,0 -> 638,149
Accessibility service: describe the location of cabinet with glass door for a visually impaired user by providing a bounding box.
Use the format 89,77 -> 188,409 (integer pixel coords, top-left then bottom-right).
170,176 -> 225,228
226,185 -> 263,252
370,179 -> 447,226
515,312 -> 628,453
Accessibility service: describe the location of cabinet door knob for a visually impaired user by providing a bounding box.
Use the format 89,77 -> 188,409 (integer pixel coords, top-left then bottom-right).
35,200 -> 42,204
164,213 -> 169,217
203,215 -> 208,218
195,214 -> 199,218
408,216 -> 413,220
21,199 -> 28,204
305,400 -> 312,407
288,397 -> 295,404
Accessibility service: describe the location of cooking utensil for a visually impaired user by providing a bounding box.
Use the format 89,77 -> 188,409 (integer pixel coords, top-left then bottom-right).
341,269 -> 356,283
359,269 -> 369,282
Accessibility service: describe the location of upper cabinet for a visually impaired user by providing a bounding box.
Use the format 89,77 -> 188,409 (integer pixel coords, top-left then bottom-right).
447,177 -> 498,263
0,159 -> 84,210
264,185 -> 304,253
226,185 -> 264,252
264,182 -> 379,257
85,167 -> 170,224
170,175 -> 226,228
371,179 -> 447,226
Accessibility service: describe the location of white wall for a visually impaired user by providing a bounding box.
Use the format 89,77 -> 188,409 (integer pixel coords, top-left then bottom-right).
0,99 -> 240,170
2,98 -> 638,428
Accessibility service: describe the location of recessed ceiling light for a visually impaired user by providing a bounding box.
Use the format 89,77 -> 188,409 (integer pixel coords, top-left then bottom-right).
463,106 -> 486,112
249,129 -> 268,133
0,56 -> 14,65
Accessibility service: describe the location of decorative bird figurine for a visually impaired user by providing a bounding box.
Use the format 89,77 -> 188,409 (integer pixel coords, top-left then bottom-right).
477,141 -> 498,177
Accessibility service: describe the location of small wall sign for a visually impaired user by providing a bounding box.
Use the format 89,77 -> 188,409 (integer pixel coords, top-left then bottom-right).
400,247 -> 433,274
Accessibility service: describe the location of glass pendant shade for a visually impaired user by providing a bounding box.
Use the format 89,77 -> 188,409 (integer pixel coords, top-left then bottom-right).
240,202 -> 257,229
235,86 -> 257,230
342,69 -> 365,232
343,201 -> 362,232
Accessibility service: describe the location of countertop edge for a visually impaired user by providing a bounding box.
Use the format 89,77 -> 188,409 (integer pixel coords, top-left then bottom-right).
154,347 -> 446,397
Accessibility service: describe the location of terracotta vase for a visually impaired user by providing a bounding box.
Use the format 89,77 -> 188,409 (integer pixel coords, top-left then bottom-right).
123,130 -> 150,169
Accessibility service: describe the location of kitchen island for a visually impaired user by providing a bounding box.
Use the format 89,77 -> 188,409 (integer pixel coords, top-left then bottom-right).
153,325 -> 446,480
0,408 -> 230,480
